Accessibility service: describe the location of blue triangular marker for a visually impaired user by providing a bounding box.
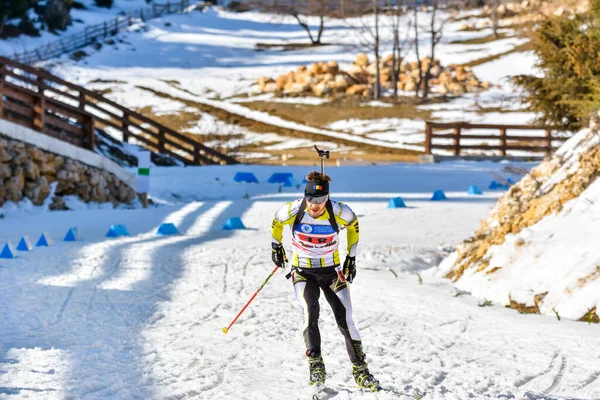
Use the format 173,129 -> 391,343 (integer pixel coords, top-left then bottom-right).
116,224 -> 130,236
233,172 -> 259,183
431,190 -> 447,201
157,223 -> 178,236
467,185 -> 483,195
387,197 -> 406,208
0,243 -> 16,259
36,233 -> 52,247
268,172 -> 294,184
64,227 -> 79,242
16,236 -> 33,251
106,226 -> 119,238
223,217 -> 246,230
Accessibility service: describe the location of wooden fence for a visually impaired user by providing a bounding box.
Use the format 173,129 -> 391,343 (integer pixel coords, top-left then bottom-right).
0,56 -> 238,165
11,0 -> 194,65
424,121 -> 570,156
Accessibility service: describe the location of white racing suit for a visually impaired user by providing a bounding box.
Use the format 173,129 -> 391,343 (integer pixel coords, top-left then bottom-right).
271,198 -> 365,362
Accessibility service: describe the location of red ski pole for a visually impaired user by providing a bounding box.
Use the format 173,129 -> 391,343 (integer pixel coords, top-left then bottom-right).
222,265 -> 281,334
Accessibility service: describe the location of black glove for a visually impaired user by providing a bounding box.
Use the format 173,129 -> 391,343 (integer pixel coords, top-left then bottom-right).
344,256 -> 356,283
272,242 -> 287,268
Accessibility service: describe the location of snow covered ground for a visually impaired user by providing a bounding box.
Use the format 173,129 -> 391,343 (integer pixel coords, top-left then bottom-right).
9,5 -> 549,157
436,127 -> 600,324
2,161 -> 600,400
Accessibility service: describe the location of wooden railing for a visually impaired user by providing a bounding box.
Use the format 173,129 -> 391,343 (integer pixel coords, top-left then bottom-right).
11,0 -> 195,65
0,56 -> 238,165
424,121 -> 570,156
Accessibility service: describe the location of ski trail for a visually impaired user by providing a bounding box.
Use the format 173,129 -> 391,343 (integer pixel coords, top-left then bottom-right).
515,352 -> 560,388
544,355 -> 567,394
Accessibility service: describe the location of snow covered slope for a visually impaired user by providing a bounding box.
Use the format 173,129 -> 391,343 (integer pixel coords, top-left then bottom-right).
2,161 -> 600,399
436,120 -> 600,323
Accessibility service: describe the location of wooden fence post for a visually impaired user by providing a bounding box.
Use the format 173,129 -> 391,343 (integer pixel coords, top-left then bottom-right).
545,129 -> 552,155
453,125 -> 461,156
104,21 -> 108,37
158,129 -> 166,153
0,63 -> 4,118
123,112 -> 130,143
425,122 -> 432,154
79,90 -> 86,111
500,128 -> 507,156
85,115 -> 95,151
34,75 -> 46,131
193,143 -> 200,165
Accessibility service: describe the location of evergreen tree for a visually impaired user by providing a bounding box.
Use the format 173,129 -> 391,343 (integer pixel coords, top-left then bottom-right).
0,0 -> 30,35
512,0 -> 600,131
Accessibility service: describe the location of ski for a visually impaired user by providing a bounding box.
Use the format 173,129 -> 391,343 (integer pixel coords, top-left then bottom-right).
312,384 -> 415,399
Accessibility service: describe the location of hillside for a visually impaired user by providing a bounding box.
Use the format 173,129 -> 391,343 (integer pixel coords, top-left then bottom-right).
34,2 -> 546,164
436,118 -> 600,323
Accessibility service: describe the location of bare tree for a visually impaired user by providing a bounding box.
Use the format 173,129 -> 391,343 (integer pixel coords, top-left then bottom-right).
252,0 -> 337,45
412,0 -> 447,99
348,0 -> 382,99
385,0 -> 413,97
491,0 -> 500,38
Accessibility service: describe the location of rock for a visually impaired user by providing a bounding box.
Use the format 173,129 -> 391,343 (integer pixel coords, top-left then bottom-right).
4,176 -> 23,203
25,176 -> 50,206
12,167 -> 25,192
27,147 -> 45,161
481,81 -> 491,90
11,148 -> 28,165
448,82 -> 465,95
346,84 -> 370,96
404,77 -> 417,92
436,83 -> 448,96
430,65 -> 442,78
49,196 -> 67,211
24,160 -> 40,180
276,75 -> 288,91
383,54 -> 394,65
0,146 -> 10,162
0,163 -> 10,179
380,67 -> 392,83
53,156 -> 65,169
355,53 -> 369,67
117,185 -> 133,203
366,62 -> 378,76
263,82 -> 277,93
39,161 -> 56,175
324,61 -> 339,75
334,74 -> 351,91
312,82 -> 330,97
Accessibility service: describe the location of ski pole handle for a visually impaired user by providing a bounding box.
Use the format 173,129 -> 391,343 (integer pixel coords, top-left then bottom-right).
222,265 -> 281,334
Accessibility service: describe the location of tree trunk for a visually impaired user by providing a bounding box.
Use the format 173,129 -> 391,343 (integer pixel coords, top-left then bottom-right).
492,0 -> 499,38
315,15 -> 325,44
413,3 -> 422,98
373,0 -> 381,100
293,14 -> 316,44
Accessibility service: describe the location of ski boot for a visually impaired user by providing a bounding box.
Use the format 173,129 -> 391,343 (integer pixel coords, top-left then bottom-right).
352,357 -> 380,392
307,354 -> 326,386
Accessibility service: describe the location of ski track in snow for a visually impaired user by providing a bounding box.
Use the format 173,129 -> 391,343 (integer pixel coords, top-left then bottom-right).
1,187 -> 599,398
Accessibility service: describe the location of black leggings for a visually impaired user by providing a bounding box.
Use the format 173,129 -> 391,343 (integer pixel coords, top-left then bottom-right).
292,268 -> 364,363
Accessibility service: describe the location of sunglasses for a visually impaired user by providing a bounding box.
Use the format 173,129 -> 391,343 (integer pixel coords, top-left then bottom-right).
305,194 -> 329,204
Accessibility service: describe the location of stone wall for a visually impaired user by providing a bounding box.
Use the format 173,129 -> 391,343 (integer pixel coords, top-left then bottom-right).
0,136 -> 137,210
